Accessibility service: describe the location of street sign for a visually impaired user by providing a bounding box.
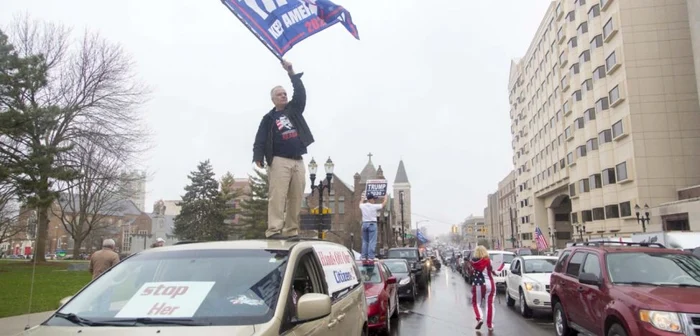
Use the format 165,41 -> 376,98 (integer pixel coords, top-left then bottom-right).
300,214 -> 332,231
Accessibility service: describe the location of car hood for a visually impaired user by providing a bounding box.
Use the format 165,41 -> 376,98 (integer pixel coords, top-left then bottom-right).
18,325 -> 256,336
522,273 -> 552,285
393,273 -> 410,282
615,285 -> 700,313
364,283 -> 385,297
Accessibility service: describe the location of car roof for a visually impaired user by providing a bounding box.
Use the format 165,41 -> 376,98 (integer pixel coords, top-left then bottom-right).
488,250 -> 515,254
520,255 -> 558,260
388,247 -> 416,250
563,241 -> 686,254
381,258 -> 409,263
137,238 -> 341,254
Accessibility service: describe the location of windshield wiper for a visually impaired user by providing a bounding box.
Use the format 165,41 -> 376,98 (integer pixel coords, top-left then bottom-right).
615,281 -> 660,286
53,312 -> 98,326
95,317 -> 208,326
659,283 -> 700,288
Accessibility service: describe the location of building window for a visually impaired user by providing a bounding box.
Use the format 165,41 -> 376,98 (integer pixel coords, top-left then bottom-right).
609,85 -> 621,104
593,65 -> 606,80
605,204 -> 620,219
585,139 -> 597,152
567,152 -> 574,165
338,196 -> 345,214
588,4 -> 600,19
570,63 -> 580,75
578,22 -> 589,35
559,51 -> 567,64
602,168 -> 616,185
579,179 -> 590,192
560,158 -> 566,169
582,78 -> 593,91
557,26 -> 564,41
589,173 -> 602,189
590,35 -> 603,49
619,201 -> 631,217
569,183 -> 576,196
596,97 -> 609,112
579,50 -> 590,63
592,207 -> 605,220
576,145 -> 587,157
582,210 -> 593,222
565,126 -> 572,138
571,212 -> 579,224
566,11 -> 576,22
616,161 -> 628,181
563,101 -> 570,113
612,119 -> 624,138
598,129 -> 612,144
575,117 -> 584,129
606,51 -> 617,72
584,108 -> 596,121
603,18 -> 615,40
568,36 -> 578,48
572,90 -> 582,101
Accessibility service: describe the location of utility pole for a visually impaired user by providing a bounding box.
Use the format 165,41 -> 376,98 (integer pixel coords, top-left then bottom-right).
509,207 -> 516,248
399,191 -> 405,247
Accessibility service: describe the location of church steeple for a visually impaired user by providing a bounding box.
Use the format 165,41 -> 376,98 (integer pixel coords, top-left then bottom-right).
394,160 -> 409,184
358,153 -> 377,183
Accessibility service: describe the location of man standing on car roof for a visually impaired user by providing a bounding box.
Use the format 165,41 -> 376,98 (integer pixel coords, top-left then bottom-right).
359,193 -> 388,260
252,60 -> 314,239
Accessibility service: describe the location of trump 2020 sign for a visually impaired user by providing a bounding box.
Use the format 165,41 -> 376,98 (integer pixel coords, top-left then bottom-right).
221,0 -> 359,58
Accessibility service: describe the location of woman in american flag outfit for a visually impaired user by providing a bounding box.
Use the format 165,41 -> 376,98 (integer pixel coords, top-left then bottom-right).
469,246 -> 499,331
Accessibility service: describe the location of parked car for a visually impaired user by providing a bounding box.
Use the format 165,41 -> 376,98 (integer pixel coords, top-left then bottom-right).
357,260 -> 399,334
382,258 -> 417,301
29,238 -> 368,336
386,247 -> 431,288
505,255 -> 558,317
550,241 -> 700,336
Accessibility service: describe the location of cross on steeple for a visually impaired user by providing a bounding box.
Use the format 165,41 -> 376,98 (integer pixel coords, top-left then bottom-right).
367,153 -> 373,161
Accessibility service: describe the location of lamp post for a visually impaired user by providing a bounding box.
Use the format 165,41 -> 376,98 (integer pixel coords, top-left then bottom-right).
634,203 -> 650,233
309,157 -> 334,239
399,191 -> 405,247
350,232 -> 354,251
549,228 -> 556,251
575,223 -> 586,242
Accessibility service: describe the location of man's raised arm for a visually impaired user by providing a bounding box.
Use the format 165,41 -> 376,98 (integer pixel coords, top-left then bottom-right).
282,60 -> 306,113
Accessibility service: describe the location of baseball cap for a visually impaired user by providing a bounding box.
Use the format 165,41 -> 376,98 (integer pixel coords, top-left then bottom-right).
366,193 -> 377,200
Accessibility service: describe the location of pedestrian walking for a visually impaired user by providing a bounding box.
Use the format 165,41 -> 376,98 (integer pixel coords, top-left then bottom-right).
359,193 -> 388,260
252,60 -> 314,239
469,245 -> 497,331
89,239 -> 120,279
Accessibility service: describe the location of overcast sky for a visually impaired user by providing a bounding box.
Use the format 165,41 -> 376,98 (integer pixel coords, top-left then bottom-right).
2,0 -> 551,234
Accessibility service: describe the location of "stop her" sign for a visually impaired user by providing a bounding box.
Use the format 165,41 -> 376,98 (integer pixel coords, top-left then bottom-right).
115,281 -> 215,319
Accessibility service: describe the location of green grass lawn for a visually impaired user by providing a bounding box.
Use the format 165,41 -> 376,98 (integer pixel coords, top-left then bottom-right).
0,260 -> 91,318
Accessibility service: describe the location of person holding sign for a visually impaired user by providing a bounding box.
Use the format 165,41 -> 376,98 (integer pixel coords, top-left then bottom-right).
469,246 -> 498,331
359,193 -> 388,260
253,60 -> 314,239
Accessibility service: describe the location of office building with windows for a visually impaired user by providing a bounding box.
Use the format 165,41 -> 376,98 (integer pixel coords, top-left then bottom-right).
508,0 -> 700,248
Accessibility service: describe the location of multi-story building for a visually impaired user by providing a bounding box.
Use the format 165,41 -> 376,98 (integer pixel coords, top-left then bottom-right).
462,215 -> 486,248
508,0 -> 700,248
497,171 -> 518,248
690,0 -> 700,96
484,193 -> 499,247
120,170 -> 146,212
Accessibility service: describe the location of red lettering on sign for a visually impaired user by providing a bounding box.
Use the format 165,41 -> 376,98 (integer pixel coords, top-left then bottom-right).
147,302 -> 181,316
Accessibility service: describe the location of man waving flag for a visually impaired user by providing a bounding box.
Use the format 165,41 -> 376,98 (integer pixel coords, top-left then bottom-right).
221,0 -> 359,59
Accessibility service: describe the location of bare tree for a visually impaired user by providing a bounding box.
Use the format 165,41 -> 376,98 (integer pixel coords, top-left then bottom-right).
0,183 -> 25,248
0,15 -> 151,261
52,135 -> 135,257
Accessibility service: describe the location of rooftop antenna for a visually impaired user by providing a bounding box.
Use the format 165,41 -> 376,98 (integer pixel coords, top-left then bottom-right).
25,205 -> 39,330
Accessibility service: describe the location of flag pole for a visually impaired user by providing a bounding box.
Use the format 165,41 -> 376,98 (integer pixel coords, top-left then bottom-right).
220,0 -> 283,61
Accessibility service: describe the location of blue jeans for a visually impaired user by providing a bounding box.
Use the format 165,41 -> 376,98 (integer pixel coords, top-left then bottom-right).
361,222 -> 377,259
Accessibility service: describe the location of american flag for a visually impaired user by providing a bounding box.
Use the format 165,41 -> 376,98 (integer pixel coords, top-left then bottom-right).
535,227 -> 549,251
494,239 -> 501,250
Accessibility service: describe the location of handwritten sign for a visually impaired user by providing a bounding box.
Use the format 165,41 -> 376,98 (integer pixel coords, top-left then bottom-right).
491,254 -> 505,272
115,282 -> 215,318
365,179 -> 387,198
313,245 -> 358,294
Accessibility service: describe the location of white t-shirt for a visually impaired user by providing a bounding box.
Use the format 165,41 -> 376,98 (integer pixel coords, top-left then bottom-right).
360,203 -> 383,222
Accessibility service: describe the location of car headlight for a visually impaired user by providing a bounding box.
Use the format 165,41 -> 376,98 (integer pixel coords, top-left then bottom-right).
366,296 -> 379,306
426,260 -> 431,267
399,277 -> 411,285
523,282 -> 543,292
639,310 -> 682,333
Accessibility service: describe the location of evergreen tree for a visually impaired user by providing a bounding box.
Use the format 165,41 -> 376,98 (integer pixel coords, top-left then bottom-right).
219,171 -> 242,238
238,169 -> 269,239
173,160 -> 228,241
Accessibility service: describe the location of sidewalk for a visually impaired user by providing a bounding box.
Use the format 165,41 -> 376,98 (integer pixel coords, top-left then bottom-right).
0,311 -> 53,336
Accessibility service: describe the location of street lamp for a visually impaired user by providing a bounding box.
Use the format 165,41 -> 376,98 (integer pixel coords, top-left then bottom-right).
399,191 -> 406,246
309,157 -> 334,239
634,203 -> 650,233
575,223 -> 586,242
549,228 -> 556,251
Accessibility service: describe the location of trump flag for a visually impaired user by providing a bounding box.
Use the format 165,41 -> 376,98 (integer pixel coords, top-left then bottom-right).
221,0 -> 360,58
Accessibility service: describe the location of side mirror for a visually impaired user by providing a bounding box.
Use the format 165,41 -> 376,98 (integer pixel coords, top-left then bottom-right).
511,269 -> 520,275
386,276 -> 397,285
411,269 -> 419,274
578,272 -> 602,286
295,293 -> 331,323
59,296 -> 73,307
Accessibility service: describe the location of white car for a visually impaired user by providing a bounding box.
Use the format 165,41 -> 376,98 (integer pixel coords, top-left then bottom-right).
487,250 -> 515,291
505,255 -> 558,317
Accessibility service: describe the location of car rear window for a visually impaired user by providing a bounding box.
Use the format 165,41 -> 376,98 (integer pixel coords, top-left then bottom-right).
388,249 -> 418,259
53,249 -> 289,326
357,263 -> 383,283
489,253 -> 515,264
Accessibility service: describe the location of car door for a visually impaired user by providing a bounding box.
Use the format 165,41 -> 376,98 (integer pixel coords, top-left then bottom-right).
381,263 -> 397,315
281,251 -> 332,336
577,252 -> 606,334
559,251 -> 587,326
327,250 -> 365,336
508,258 -> 522,299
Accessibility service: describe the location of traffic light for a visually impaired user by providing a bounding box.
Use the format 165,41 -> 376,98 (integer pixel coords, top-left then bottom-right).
451,225 -> 458,234
321,231 -> 327,239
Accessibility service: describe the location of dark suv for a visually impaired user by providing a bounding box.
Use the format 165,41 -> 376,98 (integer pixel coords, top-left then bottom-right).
550,241 -> 700,336
386,247 -> 431,288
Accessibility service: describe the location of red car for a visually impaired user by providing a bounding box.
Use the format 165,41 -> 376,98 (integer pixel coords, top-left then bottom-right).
357,260 -> 399,334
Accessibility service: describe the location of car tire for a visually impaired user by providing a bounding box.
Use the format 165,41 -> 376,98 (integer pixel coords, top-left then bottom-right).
361,324 -> 369,336
607,323 -> 628,336
553,302 -> 575,336
506,287 -> 515,307
391,293 -> 400,319
519,289 -> 533,318
410,284 -> 417,301
382,303 -> 391,335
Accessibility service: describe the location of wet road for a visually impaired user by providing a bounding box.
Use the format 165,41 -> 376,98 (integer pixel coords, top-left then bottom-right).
387,267 -> 554,335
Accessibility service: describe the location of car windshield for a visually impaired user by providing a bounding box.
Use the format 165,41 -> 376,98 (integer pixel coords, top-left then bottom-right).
523,258 -> 556,273
50,249 -> 289,326
388,249 -> 418,260
606,252 -> 700,286
384,261 -> 409,273
489,253 -> 515,264
357,263 -> 383,283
